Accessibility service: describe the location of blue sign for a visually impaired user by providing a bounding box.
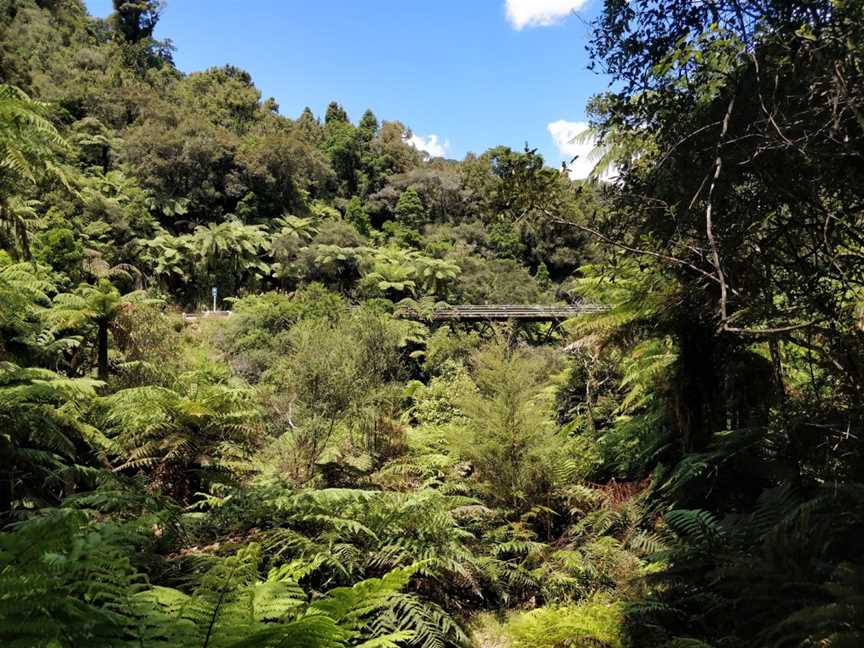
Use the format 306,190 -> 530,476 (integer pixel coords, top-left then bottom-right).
211,287 -> 217,297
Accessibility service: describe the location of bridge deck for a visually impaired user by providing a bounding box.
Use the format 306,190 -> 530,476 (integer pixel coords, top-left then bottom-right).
401,304 -> 607,321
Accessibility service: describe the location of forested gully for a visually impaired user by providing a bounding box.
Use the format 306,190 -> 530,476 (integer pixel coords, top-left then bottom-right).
1,0 -> 863,646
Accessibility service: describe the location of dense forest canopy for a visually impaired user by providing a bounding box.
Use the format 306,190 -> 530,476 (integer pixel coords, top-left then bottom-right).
1,0 -> 863,646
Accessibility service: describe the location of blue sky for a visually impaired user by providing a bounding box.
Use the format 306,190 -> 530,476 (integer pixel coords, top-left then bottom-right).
85,1 -> 610,176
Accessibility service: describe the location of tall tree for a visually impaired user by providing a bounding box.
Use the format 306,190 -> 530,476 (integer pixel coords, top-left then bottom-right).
571,1 -> 864,644
394,186 -> 426,230
324,100 -> 349,125
110,0 -> 164,43
575,0 -> 864,449
358,108 -> 379,141
295,106 -> 324,145
324,119 -> 360,196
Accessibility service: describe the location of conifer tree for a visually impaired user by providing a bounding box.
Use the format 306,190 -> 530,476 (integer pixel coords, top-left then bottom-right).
394,186 -> 426,230
324,101 -> 349,125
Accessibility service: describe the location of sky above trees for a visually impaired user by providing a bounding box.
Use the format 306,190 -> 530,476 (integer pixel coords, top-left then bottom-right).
84,0 -> 606,176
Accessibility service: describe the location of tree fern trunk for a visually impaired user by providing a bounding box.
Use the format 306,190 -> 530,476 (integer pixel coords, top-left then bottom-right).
0,435 -> 12,518
97,319 -> 109,380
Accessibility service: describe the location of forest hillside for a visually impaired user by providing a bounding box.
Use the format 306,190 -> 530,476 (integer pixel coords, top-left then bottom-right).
2,1 -> 864,646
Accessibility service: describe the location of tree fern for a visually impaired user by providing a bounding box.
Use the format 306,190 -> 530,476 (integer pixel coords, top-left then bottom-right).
0,84 -> 74,258
0,361 -> 105,515
189,484 -> 480,642
0,509 -> 157,646
103,371 -> 261,501
0,261 -> 55,351
1,500 -> 469,648
566,260 -> 675,347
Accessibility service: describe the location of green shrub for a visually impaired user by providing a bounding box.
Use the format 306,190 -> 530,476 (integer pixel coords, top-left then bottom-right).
219,285 -> 346,377
452,342 -> 566,511
409,366 -> 474,427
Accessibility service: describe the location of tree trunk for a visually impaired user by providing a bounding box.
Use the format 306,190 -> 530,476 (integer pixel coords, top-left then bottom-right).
676,314 -> 724,453
0,435 -> 13,519
97,319 -> 109,380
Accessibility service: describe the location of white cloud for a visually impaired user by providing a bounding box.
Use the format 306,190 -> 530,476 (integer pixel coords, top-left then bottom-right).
547,119 -> 599,179
406,133 -> 450,158
505,0 -> 590,29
